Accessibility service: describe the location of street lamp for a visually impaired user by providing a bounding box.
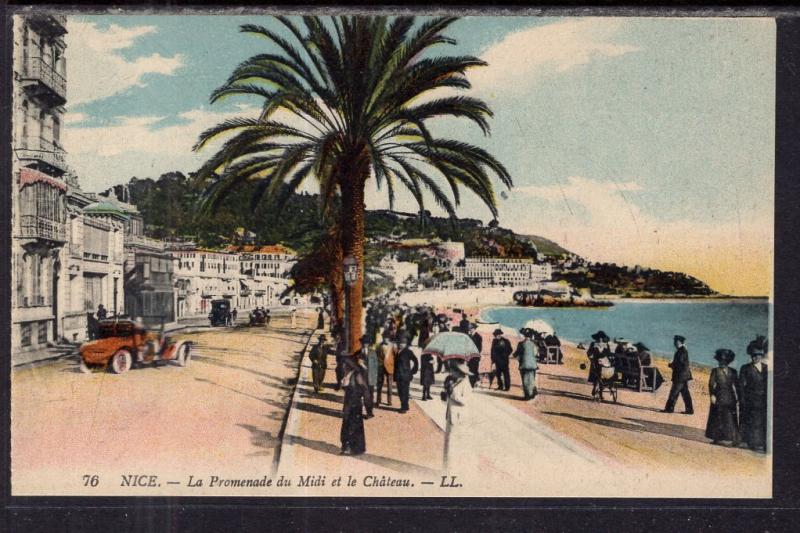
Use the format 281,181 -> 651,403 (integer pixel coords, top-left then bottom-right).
342,255 -> 359,353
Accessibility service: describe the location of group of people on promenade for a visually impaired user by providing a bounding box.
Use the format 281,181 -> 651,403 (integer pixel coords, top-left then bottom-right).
586,330 -> 768,452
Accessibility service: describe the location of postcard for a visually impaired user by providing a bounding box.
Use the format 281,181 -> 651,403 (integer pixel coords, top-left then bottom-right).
9,9 -> 773,498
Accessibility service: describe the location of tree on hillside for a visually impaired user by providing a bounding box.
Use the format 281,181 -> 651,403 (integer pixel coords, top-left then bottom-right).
195,16 -> 510,353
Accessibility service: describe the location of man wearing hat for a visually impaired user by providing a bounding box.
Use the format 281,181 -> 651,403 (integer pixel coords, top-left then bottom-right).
515,329 -> 539,400
467,323 -> 483,387
491,328 -> 513,391
309,334 -> 329,393
376,335 -> 395,406
393,336 -> 419,413
739,335 -> 768,452
662,335 -> 694,414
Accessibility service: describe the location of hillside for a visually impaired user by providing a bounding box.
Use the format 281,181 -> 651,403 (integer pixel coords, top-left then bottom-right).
102,171 -> 717,297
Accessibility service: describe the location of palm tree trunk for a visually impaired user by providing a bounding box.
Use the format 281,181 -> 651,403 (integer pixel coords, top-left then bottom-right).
340,169 -> 368,356
328,250 -> 345,332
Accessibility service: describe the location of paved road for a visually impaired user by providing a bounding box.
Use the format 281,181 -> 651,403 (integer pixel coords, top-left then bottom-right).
11,315 -> 314,496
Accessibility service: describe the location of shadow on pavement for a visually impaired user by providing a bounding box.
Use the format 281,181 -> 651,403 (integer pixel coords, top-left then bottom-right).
538,388 -> 662,413
540,372 -> 590,385
291,400 -> 342,419
284,434 -> 440,476
541,411 -> 708,444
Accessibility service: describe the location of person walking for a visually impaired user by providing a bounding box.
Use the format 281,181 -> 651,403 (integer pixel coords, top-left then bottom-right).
418,319 -> 431,349
515,328 -> 539,400
458,313 -> 470,333
334,335 -> 347,391
290,307 -> 297,329
663,335 -> 694,414
442,360 -> 474,471
586,331 -> 610,397
362,336 -> 379,411
376,336 -> 395,406
309,334 -> 329,393
393,336 -> 419,413
705,349 -> 741,446
340,357 -> 373,456
231,308 -> 238,324
420,351 -> 436,400
490,328 -> 513,391
739,336 -> 768,452
316,307 -> 325,330
467,323 -> 482,387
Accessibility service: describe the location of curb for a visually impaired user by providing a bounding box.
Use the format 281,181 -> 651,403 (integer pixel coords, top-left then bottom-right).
13,350 -> 78,368
271,325 -> 317,475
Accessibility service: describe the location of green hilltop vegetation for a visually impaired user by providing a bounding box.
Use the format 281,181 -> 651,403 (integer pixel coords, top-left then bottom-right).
102,171 -> 717,297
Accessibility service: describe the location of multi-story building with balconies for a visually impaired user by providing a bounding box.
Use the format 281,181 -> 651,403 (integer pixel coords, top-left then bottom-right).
11,12 -> 69,357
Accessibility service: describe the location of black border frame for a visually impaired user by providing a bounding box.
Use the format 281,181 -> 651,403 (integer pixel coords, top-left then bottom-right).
2,2 -> 799,531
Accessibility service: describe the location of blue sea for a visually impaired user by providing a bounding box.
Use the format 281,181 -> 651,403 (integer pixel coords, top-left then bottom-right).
482,299 -> 771,367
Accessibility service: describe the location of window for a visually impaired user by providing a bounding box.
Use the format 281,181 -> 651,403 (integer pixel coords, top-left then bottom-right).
52,115 -> 60,144
20,323 -> 32,347
15,254 -> 26,307
31,254 -> 42,305
37,321 -> 48,344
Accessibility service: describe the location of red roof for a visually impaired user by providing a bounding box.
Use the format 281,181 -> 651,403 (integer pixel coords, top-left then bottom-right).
225,244 -> 296,255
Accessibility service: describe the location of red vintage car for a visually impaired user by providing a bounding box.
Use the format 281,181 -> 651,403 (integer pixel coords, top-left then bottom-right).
79,319 -> 192,374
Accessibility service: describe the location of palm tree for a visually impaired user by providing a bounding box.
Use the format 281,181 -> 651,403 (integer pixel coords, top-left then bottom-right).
195,16 -> 511,354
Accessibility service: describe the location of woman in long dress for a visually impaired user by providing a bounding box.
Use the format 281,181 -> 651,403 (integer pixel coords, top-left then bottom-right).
740,336 -> 768,452
340,357 -> 373,456
705,349 -> 741,446
420,353 -> 435,400
442,360 -> 474,470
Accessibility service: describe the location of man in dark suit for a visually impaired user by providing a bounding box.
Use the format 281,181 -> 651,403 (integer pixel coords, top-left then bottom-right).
491,328 -> 513,391
393,336 -> 419,413
662,334 -> 694,414
467,323 -> 482,387
458,313 -> 470,333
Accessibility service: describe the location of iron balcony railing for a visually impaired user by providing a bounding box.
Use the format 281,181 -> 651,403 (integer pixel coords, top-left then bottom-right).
22,56 -> 67,102
16,136 -> 67,173
19,214 -> 66,242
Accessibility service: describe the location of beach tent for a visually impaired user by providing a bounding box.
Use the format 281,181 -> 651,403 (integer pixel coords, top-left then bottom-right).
524,319 -> 554,336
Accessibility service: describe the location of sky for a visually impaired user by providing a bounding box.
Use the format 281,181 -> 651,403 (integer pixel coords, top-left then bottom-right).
57,15 -> 775,296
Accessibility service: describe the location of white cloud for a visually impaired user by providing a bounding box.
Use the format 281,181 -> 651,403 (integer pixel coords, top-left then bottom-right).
470,18 -> 640,95
65,20 -> 184,106
508,175 -> 773,296
64,105 -> 261,188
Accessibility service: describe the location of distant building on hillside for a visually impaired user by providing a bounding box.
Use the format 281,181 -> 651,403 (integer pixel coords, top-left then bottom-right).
451,257 -> 552,288
377,254 -> 419,287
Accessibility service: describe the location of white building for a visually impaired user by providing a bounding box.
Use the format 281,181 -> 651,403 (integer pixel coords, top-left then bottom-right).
377,254 -> 419,287
11,13 -> 70,356
60,189 -> 126,342
426,241 -> 466,266
452,257 -> 553,288
170,248 -> 243,317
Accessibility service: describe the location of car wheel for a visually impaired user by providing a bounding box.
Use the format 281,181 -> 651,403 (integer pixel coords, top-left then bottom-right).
110,349 -> 132,374
176,343 -> 191,367
79,360 -> 92,374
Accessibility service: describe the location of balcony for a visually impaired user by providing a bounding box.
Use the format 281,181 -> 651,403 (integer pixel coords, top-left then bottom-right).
27,13 -> 68,37
16,137 -> 67,175
21,56 -> 67,106
125,234 -> 166,252
19,214 -> 66,242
